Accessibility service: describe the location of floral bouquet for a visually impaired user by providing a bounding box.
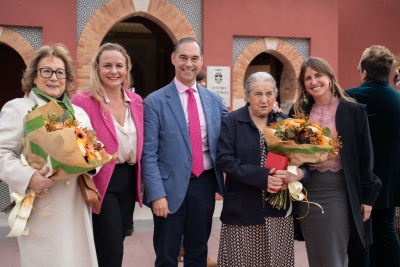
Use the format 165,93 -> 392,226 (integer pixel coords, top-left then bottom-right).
3,100 -> 117,237
264,114 -> 341,218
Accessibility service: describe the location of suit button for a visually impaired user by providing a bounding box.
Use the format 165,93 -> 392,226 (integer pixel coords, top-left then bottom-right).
188,158 -> 192,161
65,181 -> 72,187
186,176 -> 190,179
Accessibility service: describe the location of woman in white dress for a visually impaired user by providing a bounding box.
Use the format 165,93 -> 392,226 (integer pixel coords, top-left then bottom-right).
0,44 -> 98,267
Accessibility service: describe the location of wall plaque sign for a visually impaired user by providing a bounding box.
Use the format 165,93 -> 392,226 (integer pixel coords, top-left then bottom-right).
206,66 -> 231,107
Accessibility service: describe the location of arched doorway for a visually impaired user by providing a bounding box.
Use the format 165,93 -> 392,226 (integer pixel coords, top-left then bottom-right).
232,37 -> 304,113
76,0 -> 198,93
102,16 -> 174,98
0,43 -> 26,108
244,53 -> 284,104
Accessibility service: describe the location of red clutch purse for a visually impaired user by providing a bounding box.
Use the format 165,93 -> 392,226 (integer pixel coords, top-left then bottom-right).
265,152 -> 288,170
265,153 -> 289,192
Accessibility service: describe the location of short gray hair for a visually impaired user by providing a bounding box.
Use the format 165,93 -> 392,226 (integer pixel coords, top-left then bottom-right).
245,72 -> 278,96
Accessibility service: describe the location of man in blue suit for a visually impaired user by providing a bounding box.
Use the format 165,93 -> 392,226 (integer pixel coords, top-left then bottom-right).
142,37 -> 228,267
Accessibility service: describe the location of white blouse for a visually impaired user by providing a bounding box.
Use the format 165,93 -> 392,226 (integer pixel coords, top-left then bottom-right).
104,90 -> 137,165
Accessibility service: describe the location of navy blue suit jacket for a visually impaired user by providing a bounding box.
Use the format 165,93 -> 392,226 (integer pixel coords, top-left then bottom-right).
141,81 -> 228,214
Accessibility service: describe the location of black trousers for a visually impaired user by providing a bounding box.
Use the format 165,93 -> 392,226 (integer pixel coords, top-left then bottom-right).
92,163 -> 136,267
153,169 -> 216,267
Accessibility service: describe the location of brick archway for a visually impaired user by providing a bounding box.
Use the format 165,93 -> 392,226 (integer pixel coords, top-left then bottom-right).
76,0 -> 197,91
0,26 -> 35,66
232,37 -> 304,112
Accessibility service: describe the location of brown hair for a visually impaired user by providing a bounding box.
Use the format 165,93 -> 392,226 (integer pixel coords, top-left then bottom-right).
196,70 -> 206,82
173,37 -> 203,55
360,45 -> 394,83
393,68 -> 400,85
87,42 -> 132,114
294,56 -> 355,114
22,43 -> 74,95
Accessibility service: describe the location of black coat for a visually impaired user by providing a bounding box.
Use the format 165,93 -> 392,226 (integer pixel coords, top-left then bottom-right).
217,104 -> 310,226
289,98 -> 381,250
347,82 -> 400,208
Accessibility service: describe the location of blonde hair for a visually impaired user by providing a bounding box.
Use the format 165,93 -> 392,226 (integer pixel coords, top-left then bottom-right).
88,42 -> 132,114
294,57 -> 355,114
22,44 -> 74,95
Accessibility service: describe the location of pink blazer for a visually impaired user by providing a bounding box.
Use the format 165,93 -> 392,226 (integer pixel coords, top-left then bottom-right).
72,88 -> 143,213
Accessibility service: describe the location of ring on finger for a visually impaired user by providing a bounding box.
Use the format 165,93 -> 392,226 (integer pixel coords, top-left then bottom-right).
42,187 -> 48,192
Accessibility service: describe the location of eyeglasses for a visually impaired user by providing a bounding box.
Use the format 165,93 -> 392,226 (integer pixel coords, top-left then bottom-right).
37,68 -> 67,79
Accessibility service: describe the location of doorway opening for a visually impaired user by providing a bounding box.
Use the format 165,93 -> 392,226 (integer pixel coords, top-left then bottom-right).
0,43 -> 26,109
244,52 -> 284,104
102,16 -> 175,98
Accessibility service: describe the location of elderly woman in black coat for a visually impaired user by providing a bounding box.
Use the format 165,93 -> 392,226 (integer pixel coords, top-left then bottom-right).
216,72 -> 309,267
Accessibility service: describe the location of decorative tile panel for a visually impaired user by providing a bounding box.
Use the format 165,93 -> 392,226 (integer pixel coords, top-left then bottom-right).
280,38 -> 309,60
168,0 -> 202,42
5,26 -> 42,50
76,0 -> 109,42
233,36 -> 310,65
232,36 -> 262,65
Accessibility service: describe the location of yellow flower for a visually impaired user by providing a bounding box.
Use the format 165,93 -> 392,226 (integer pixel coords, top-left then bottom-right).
77,138 -> 86,157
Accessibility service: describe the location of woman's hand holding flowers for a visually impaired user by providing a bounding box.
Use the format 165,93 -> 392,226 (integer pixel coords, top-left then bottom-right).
267,168 -> 283,193
272,168 -> 303,184
28,167 -> 53,194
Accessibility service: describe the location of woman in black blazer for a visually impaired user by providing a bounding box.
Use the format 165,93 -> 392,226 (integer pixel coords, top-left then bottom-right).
216,72 -> 309,267
289,57 -> 381,267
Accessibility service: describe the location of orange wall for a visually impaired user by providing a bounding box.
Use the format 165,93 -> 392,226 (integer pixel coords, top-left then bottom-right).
203,0 -> 339,73
0,0 -> 77,69
338,0 -> 400,89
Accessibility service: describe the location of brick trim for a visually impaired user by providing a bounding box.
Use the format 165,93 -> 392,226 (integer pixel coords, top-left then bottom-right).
0,27 -> 35,66
76,0 -> 197,91
232,38 -> 303,112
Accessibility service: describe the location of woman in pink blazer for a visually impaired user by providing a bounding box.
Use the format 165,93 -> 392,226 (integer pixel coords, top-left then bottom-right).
72,43 -> 143,267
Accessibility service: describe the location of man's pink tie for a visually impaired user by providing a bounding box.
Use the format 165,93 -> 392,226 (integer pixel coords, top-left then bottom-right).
186,88 -> 204,177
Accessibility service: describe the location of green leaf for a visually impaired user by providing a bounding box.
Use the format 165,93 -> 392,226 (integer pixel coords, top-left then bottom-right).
322,127 -> 331,137
277,117 -> 283,125
288,131 -> 295,138
27,104 -> 39,113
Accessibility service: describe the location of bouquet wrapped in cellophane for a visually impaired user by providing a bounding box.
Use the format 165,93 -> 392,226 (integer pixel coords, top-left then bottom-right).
3,100 -> 117,237
264,114 -> 342,218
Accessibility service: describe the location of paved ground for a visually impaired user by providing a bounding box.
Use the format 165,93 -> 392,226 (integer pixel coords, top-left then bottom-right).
0,201 -> 309,267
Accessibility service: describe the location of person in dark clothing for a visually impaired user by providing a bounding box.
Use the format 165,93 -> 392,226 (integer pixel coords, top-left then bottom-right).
346,45 -> 400,267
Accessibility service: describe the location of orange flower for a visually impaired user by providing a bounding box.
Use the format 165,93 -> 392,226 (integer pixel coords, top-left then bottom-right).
75,128 -> 87,141
86,153 -> 97,162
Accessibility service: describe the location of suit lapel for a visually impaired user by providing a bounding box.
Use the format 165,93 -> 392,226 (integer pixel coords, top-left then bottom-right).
198,86 -> 212,135
335,100 -> 345,134
165,83 -> 191,151
128,95 -> 143,157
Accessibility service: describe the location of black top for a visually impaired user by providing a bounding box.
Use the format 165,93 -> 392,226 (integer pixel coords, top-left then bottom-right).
347,82 -> 400,209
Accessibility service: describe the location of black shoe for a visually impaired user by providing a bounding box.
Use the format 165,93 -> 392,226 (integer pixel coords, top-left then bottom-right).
126,221 -> 134,236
